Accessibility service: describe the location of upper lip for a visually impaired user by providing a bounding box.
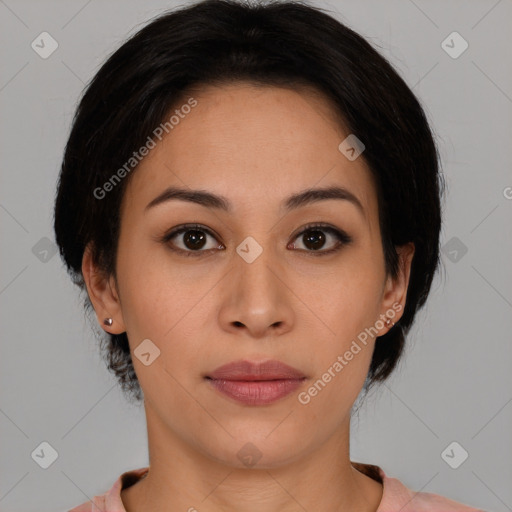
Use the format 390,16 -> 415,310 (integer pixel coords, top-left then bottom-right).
207,359 -> 306,381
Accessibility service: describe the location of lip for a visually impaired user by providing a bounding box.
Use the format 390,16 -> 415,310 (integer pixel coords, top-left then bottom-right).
207,359 -> 306,381
206,359 -> 306,405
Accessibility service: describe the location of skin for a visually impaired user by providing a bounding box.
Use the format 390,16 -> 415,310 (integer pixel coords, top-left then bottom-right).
82,82 -> 414,512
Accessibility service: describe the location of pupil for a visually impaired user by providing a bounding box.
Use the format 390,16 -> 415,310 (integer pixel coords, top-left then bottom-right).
304,230 -> 325,250
184,230 -> 206,249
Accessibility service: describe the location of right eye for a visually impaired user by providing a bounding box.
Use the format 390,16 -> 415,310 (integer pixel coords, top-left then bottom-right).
161,224 -> 225,257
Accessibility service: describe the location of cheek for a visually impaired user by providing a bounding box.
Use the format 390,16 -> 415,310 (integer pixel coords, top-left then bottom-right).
298,252 -> 385,331
293,252 -> 384,382
114,249 -> 166,353
297,278 -> 380,414
115,247 -> 214,372
118,270 -> 206,410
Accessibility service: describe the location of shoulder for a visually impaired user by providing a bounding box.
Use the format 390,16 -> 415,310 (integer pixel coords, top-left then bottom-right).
379,472 -> 486,512
352,461 -> 486,512
67,467 -> 149,512
68,494 -> 107,512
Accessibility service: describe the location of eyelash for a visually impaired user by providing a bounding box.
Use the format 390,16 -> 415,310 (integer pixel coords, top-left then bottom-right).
160,222 -> 352,258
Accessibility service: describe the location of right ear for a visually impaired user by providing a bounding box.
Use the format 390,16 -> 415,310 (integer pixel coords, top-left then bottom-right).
81,242 -> 126,334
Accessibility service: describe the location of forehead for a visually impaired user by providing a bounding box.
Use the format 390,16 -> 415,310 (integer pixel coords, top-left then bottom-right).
122,82 -> 377,224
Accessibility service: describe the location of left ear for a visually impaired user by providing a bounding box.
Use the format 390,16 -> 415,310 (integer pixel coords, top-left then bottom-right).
379,242 -> 415,332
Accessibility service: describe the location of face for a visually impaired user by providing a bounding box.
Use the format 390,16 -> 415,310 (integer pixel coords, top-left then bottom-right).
84,82 -> 413,468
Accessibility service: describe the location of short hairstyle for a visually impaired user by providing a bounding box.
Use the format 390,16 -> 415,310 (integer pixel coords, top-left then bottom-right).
53,0 -> 444,403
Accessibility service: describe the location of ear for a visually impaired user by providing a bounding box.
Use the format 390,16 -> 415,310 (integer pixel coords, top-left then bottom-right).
378,242 -> 415,334
82,242 -> 126,334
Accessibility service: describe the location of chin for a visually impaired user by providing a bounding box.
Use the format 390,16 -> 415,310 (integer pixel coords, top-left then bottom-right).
202,433 -> 311,470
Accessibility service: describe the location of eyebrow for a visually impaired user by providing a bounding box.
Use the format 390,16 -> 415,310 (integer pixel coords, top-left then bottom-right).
144,185 -> 365,217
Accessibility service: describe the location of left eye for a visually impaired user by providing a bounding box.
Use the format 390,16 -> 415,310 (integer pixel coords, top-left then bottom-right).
288,225 -> 352,255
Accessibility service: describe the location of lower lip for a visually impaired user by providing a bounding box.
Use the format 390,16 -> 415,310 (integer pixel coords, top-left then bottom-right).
207,378 -> 305,405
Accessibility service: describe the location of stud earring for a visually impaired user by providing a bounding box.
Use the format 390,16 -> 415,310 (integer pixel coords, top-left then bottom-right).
103,318 -> 113,326
385,317 -> 395,328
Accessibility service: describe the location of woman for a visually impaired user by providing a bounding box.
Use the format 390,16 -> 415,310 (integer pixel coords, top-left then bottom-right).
54,0 -> 483,510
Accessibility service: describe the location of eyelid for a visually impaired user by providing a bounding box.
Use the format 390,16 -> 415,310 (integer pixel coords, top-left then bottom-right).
290,222 -> 348,241
162,223 -> 220,241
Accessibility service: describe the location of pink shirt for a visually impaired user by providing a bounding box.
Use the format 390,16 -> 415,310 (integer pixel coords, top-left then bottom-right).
68,462 -> 485,511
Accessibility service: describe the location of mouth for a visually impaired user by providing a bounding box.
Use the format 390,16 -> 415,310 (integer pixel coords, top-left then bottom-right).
205,359 -> 307,406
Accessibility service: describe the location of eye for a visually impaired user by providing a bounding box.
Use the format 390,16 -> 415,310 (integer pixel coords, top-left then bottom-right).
288,223 -> 352,256
161,224 -> 224,257
159,222 -> 352,258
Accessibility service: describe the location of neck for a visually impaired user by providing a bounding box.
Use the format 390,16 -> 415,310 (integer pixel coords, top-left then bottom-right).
121,403 -> 383,512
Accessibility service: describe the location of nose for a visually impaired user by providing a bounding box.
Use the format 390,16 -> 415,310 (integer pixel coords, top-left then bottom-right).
218,248 -> 295,339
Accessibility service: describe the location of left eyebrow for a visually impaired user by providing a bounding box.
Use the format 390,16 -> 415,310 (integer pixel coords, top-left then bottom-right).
144,185 -> 365,218
283,185 -> 365,218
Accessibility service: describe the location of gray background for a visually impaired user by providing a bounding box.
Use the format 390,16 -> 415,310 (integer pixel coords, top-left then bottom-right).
1,0 -> 511,511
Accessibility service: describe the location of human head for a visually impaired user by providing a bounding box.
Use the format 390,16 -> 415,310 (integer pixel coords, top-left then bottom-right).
53,0 -> 443,407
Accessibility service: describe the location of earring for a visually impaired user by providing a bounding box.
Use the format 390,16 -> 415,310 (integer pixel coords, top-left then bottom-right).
385,317 -> 395,328
103,318 -> 113,326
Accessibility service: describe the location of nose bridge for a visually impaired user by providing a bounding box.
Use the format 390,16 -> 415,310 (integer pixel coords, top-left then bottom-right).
219,232 -> 293,337
234,233 -> 280,305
